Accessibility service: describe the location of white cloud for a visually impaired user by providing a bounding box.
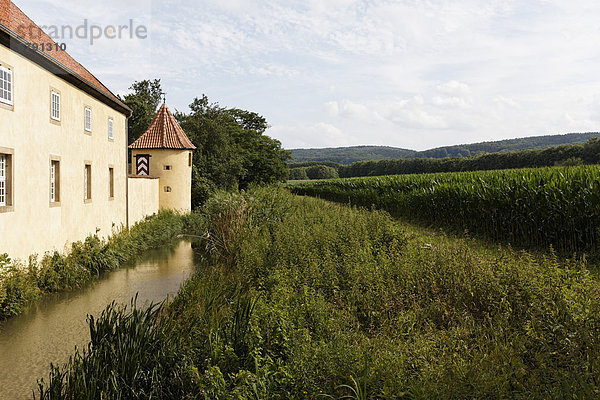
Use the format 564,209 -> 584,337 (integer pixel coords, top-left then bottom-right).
15,0 -> 600,150
494,96 -> 519,108
270,122 -> 349,149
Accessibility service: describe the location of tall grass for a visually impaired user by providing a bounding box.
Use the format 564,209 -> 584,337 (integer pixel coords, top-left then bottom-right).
288,165 -> 600,255
40,188 -> 600,398
0,211 -> 185,320
36,299 -> 192,399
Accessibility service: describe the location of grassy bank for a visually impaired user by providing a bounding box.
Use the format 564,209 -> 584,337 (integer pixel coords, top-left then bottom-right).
38,188 -> 600,398
0,211 -> 185,320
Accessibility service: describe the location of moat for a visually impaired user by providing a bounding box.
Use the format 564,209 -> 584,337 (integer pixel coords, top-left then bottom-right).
0,241 -> 196,399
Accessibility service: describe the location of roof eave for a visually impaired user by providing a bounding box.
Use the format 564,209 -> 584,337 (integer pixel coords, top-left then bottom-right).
128,145 -> 196,150
0,23 -> 132,117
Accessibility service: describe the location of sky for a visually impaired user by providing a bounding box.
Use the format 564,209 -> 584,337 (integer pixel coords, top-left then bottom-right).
14,0 -> 600,150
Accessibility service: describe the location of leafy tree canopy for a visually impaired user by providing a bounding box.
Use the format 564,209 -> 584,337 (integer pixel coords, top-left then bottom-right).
177,95 -> 291,205
120,79 -> 163,145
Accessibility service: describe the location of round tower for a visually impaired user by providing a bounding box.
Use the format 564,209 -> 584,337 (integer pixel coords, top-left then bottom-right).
128,104 -> 196,212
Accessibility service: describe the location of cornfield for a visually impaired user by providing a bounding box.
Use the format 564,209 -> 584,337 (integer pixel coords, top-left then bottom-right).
288,165 -> 600,254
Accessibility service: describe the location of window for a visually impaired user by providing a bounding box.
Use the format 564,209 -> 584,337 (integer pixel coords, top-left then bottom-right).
0,154 -> 7,206
51,91 -> 60,121
0,151 -> 13,209
164,186 -> 172,193
84,107 -> 92,132
84,164 -> 92,201
189,152 -> 192,167
50,160 -> 60,203
108,118 -> 113,139
108,167 -> 114,199
0,65 -> 13,106
163,165 -> 172,171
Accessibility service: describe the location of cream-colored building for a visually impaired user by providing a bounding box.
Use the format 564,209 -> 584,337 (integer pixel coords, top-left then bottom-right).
129,103 -> 196,213
0,1 -> 131,259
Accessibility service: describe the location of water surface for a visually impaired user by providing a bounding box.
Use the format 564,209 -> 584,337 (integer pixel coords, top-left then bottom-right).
0,241 -> 196,399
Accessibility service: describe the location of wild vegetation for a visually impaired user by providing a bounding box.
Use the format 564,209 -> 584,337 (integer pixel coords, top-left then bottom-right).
0,211 -> 184,320
289,165 -> 600,256
38,188 -> 600,399
290,132 -> 600,164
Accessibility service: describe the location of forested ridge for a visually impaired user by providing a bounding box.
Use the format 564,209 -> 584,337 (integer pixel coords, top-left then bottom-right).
289,138 -> 600,179
290,132 -> 600,164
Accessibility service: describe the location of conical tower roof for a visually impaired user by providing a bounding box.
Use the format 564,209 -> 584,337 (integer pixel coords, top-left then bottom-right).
129,104 -> 196,150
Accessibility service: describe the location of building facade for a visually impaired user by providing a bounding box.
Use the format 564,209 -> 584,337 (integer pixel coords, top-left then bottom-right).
0,0 -> 132,260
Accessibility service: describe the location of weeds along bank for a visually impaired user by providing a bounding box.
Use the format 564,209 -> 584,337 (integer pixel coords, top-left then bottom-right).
0,211 -> 186,320
39,188 -> 600,399
288,165 -> 600,256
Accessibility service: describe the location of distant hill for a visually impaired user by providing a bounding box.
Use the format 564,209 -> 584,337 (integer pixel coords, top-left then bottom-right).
289,132 -> 600,164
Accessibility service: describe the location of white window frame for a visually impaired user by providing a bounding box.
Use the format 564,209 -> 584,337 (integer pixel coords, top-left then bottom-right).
108,118 -> 114,139
0,154 -> 6,206
51,91 -> 60,121
84,107 -> 92,132
0,66 -> 13,106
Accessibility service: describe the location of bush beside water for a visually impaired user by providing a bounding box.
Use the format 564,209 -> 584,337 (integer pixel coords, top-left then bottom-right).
38,188 -> 600,398
0,211 -> 184,320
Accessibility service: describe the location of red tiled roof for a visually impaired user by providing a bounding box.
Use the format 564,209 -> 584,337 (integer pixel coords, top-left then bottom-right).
0,0 -> 126,109
129,103 -> 196,150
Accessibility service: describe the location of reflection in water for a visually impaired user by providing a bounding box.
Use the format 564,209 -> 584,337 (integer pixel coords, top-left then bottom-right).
0,241 -> 197,400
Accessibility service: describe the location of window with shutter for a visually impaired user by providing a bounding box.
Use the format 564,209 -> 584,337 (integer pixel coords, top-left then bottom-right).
108,118 -> 114,139
0,66 -> 13,106
85,107 -> 92,132
0,155 -> 5,206
51,91 -> 60,121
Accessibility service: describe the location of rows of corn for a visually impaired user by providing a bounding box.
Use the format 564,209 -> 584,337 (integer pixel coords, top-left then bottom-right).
288,165 -> 600,254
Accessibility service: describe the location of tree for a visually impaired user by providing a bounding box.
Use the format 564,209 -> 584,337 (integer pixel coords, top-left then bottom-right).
306,165 -> 339,180
177,95 -> 290,206
176,95 -> 244,192
289,168 -> 309,180
121,79 -> 163,145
